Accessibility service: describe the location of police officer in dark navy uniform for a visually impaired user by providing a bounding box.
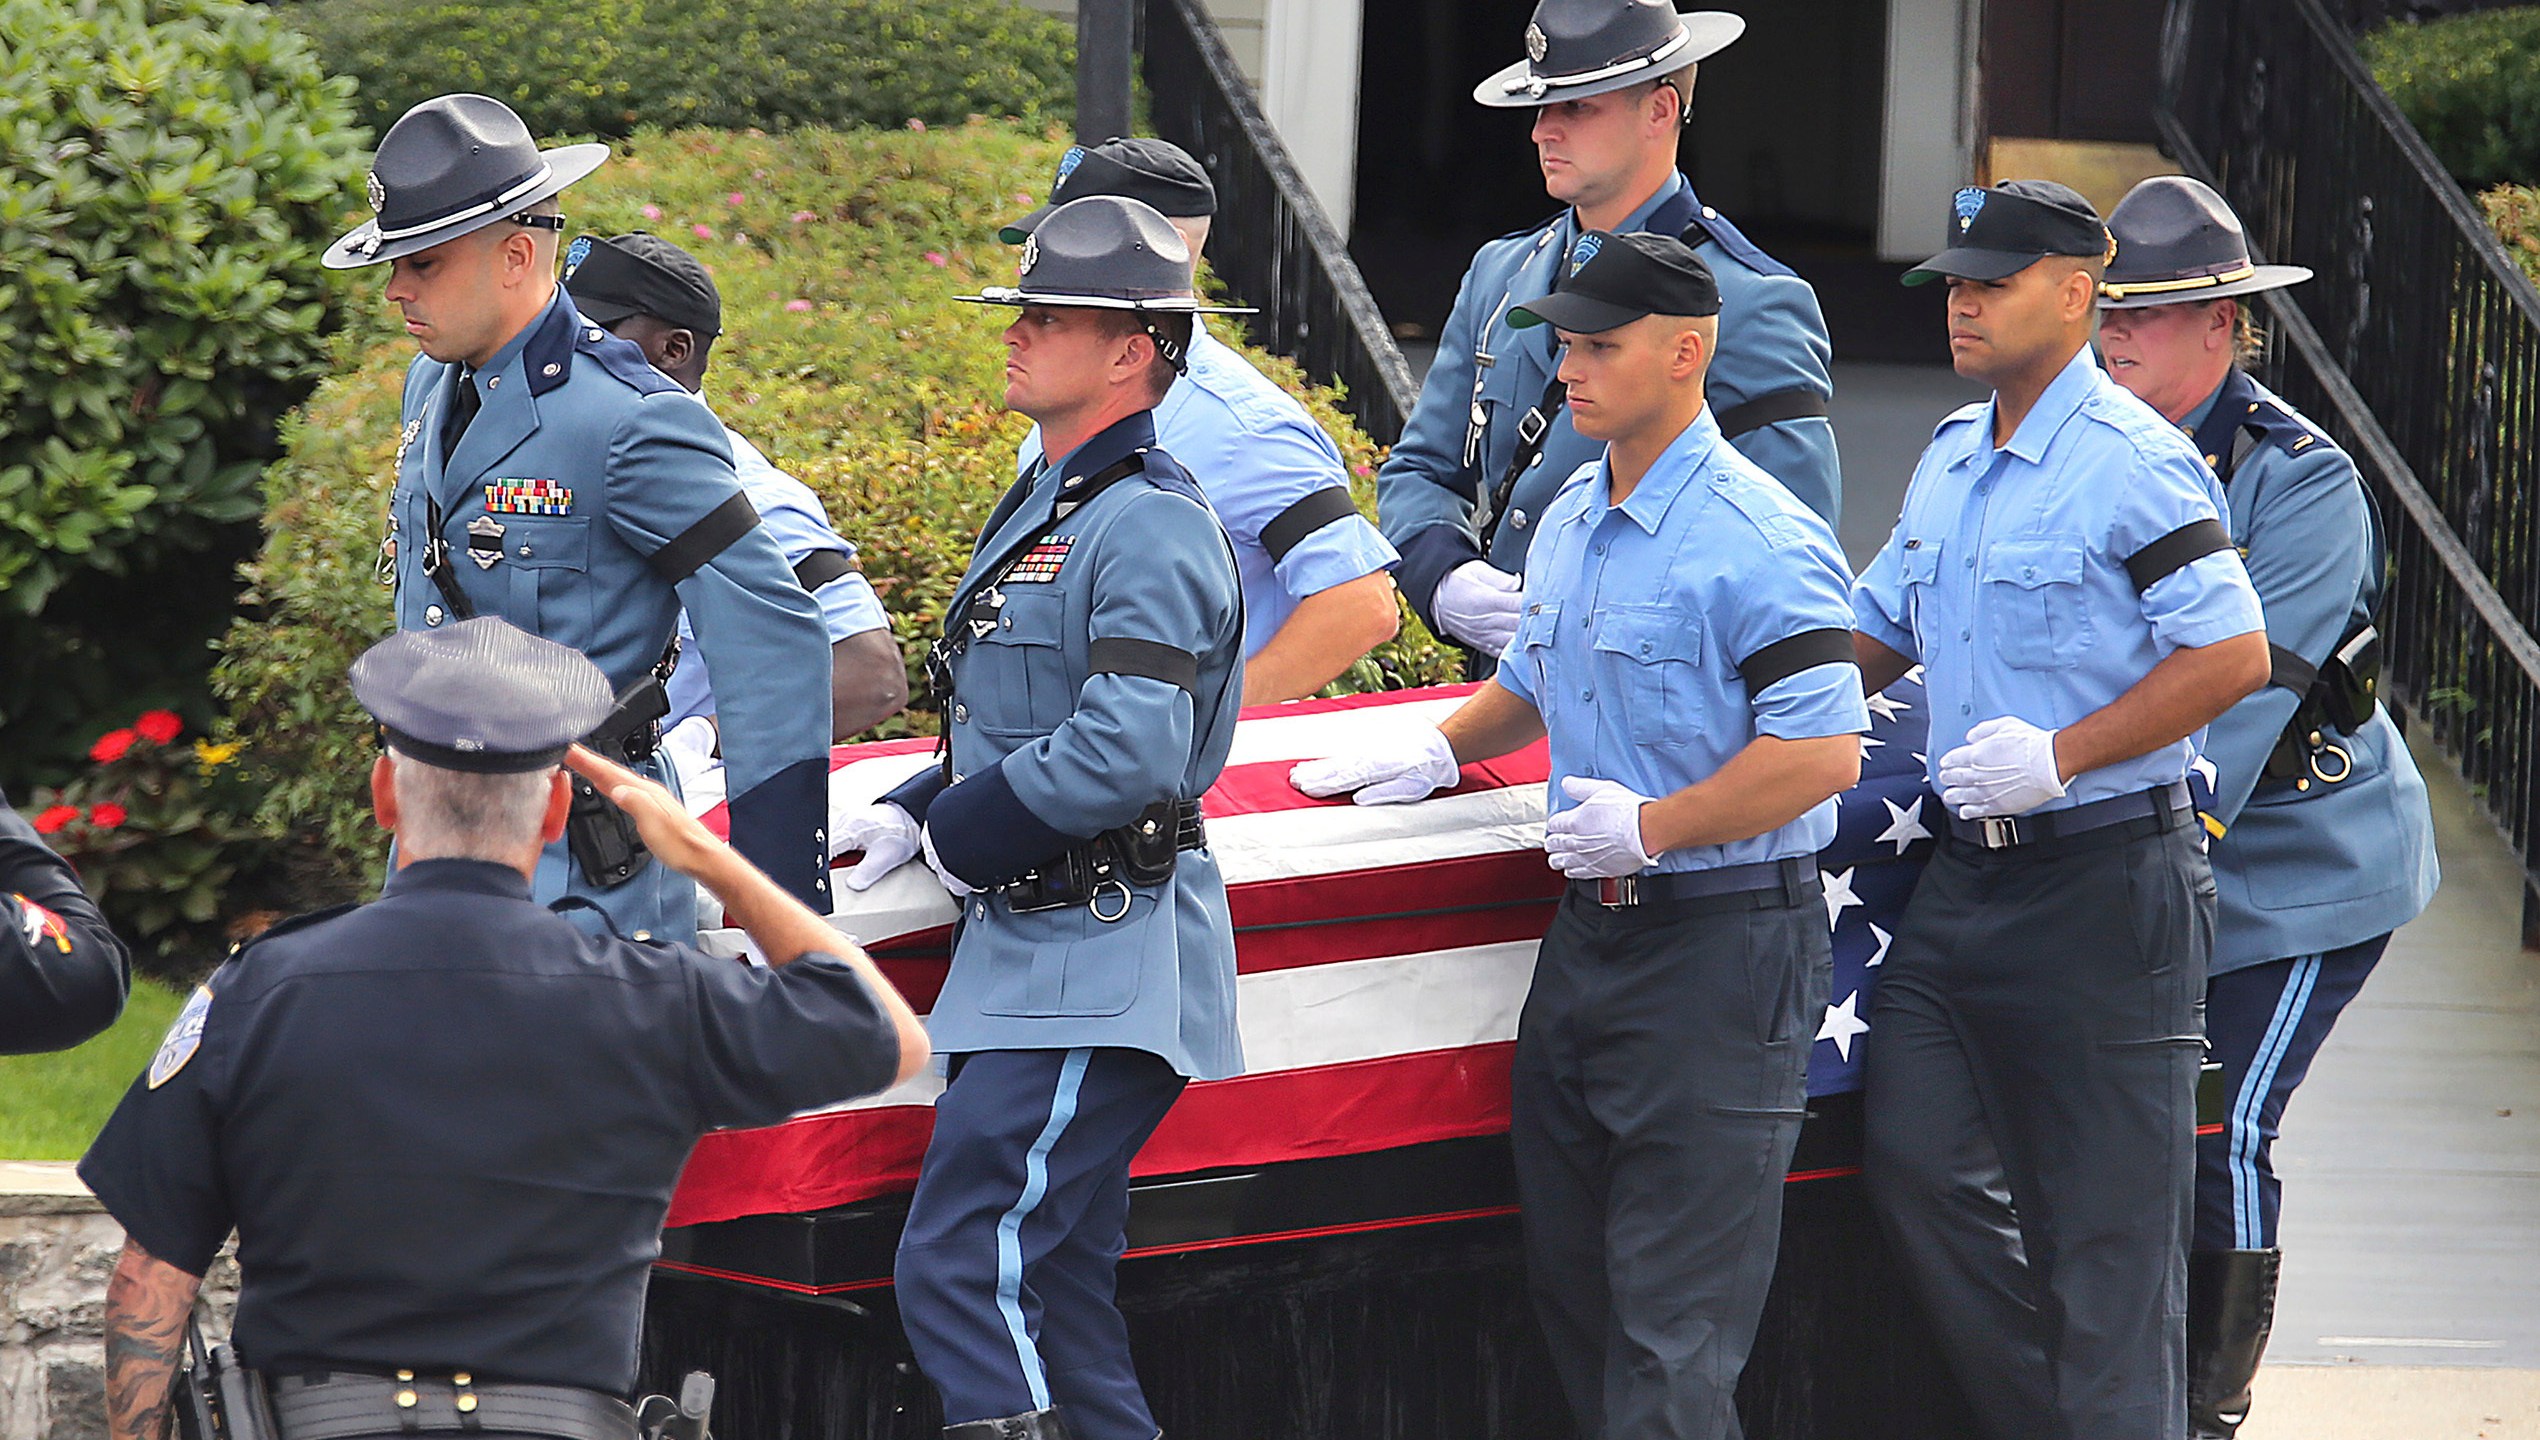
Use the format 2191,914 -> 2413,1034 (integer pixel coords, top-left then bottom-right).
833,196 -> 1247,1440
1379,0 -> 1840,665
327,94 -> 836,945
1850,181 -> 2270,1440
78,619 -> 925,1440
0,791 -> 128,1054
2097,175 -> 2439,1440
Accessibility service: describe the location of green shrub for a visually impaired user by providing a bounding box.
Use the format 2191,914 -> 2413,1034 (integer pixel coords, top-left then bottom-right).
2367,7 -> 2540,189
0,0 -> 367,788
2481,181 -> 2540,286
284,0 -> 1074,142
216,122 -> 1457,907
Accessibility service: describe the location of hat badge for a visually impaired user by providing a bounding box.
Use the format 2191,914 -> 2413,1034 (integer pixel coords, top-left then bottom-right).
1019,232 -> 1041,277
1525,22 -> 1548,62
1571,232 -> 1603,273
563,235 -> 591,280
1056,145 -> 1087,187
365,169 -> 386,213
1953,186 -> 1986,233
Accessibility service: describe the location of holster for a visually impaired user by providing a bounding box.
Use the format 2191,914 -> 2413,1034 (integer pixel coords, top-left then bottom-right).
2264,625 -> 2382,789
999,798 -> 1205,919
568,677 -> 672,889
175,1322 -> 278,1440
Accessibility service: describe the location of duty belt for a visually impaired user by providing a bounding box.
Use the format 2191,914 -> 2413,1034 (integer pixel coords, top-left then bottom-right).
1944,781 -> 2193,851
270,1372 -> 636,1440
1575,856 -> 1816,911
999,797 -> 1206,921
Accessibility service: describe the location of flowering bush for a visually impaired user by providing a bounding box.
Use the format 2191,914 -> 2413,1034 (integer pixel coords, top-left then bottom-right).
30,711 -> 274,985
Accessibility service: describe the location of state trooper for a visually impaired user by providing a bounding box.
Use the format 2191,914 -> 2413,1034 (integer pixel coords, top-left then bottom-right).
1850,180 -> 2270,1440
0,791 -> 128,1054
1295,234 -> 1867,1440
327,94 -> 835,944
2097,175 -> 2439,1440
1378,0 -> 1839,667
831,196 -> 1246,1440
79,618 -> 924,1440
561,231 -> 911,767
1001,136 -> 1401,704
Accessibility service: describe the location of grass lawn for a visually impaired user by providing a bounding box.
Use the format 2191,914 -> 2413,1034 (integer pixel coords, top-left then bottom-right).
0,979 -> 185,1160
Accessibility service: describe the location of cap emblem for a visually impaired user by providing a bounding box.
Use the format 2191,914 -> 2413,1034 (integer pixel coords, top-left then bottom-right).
1571,232 -> 1603,273
563,235 -> 592,279
1019,232 -> 1041,277
1954,186 -> 1986,232
366,169 -> 387,212
1525,22 -> 1548,61
1054,145 -> 1087,194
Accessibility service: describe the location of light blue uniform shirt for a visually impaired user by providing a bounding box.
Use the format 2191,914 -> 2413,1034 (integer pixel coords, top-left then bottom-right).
1498,408 -> 1869,872
1021,326 -> 1395,657
666,426 -> 891,727
1852,346 -> 2265,811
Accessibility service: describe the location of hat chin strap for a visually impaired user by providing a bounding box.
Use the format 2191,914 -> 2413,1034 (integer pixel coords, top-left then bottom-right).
2100,261 -> 2257,300
370,163 -> 558,243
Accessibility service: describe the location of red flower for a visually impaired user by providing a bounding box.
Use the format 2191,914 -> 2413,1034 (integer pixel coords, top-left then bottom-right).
88,729 -> 135,763
86,803 -> 127,829
135,710 -> 182,744
31,805 -> 78,834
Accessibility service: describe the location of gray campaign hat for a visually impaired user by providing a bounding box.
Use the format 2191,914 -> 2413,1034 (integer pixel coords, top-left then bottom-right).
2097,175 -> 2312,310
999,137 -> 1218,244
351,618 -> 614,774
324,94 -> 609,269
1474,0 -> 1745,109
958,195 -> 1254,315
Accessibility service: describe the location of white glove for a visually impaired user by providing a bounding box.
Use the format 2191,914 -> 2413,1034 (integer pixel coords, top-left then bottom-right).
660,715 -> 719,789
1937,716 -> 2069,818
834,802 -> 922,891
920,825 -> 977,897
1433,560 -> 1526,656
1542,776 -> 1659,878
1289,724 -> 1462,806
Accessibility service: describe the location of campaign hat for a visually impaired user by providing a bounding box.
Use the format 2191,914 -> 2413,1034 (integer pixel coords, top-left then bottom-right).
2098,175 -> 2312,309
1473,0 -> 1745,109
324,94 -> 608,270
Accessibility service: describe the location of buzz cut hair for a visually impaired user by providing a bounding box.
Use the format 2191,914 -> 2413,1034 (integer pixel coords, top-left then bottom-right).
387,749 -> 555,862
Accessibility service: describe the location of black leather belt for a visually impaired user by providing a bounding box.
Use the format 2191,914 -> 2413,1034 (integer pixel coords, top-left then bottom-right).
999,798 -> 1207,919
1571,856 -> 1816,911
270,1372 -> 636,1440
1943,781 -> 2193,851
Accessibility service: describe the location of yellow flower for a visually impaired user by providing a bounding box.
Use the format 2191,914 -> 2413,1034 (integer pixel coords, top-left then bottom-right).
193,739 -> 243,774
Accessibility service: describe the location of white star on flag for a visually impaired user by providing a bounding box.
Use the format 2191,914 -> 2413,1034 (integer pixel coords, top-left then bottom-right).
1867,922 -> 1892,967
1904,664 -> 1926,686
1866,689 -> 1911,723
1817,991 -> 1869,1061
1874,796 -> 1931,855
1860,733 -> 1885,762
1822,866 -> 1861,929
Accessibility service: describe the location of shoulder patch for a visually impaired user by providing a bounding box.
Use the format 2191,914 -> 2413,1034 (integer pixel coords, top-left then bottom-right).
148,983 -> 215,1089
577,325 -> 684,396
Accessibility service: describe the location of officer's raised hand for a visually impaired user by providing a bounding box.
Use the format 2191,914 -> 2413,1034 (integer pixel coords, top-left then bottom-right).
1290,723 -> 1463,804
1433,561 -> 1526,656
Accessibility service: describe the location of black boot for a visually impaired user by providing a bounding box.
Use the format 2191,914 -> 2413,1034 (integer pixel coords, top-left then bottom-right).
2187,1248 -> 2281,1439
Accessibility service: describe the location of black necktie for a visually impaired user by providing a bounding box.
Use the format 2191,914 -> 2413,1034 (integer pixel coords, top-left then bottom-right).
440,369 -> 480,461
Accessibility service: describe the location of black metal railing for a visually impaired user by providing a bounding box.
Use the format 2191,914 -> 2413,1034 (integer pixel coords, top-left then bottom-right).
1137,0 -> 1417,443
2161,0 -> 2540,940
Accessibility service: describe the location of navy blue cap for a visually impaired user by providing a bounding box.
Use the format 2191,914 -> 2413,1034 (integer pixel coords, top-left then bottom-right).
351,618 -> 614,773
1000,137 -> 1218,244
1510,230 -> 1721,332
1904,179 -> 2113,287
564,232 -> 723,336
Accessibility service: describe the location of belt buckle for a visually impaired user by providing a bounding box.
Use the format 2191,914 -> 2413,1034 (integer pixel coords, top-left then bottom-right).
1596,874 -> 1641,908
1979,815 -> 2022,849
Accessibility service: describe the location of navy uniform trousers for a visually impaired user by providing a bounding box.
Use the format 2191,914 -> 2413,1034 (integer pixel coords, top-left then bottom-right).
1512,875 -> 1828,1440
1864,814 -> 2210,1440
895,1048 -> 1186,1438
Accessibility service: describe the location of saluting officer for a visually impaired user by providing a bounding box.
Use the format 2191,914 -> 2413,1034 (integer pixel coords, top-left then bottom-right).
2097,175 -> 2439,1440
1001,136 -> 1401,704
833,196 -> 1246,1440
1297,234 -> 1867,1440
1379,0 -> 1839,665
0,791 -> 128,1054
1850,181 -> 2270,1440
561,231 -> 911,756
326,94 -> 835,943
80,618 -> 924,1440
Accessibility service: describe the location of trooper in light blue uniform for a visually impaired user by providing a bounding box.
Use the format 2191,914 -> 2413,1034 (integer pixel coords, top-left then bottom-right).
1295,234 -> 1865,1440
1851,181 -> 2269,1440
1379,0 -> 1838,667
1004,136 -> 1400,703
2097,174 -> 2438,1440
832,196 -> 1245,1440
329,95 -> 836,946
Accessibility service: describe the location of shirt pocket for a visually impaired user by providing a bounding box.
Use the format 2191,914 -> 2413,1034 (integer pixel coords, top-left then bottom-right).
964,588 -> 1074,734
1981,534 -> 2093,671
1591,604 -> 1705,745
498,516 -> 593,639
1511,597 -> 1564,703
1895,538 -> 1944,647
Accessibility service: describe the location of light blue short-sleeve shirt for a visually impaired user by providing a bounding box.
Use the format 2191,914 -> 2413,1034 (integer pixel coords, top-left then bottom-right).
1022,326 -> 1396,656
1497,408 -> 1869,873
1851,345 -> 2265,810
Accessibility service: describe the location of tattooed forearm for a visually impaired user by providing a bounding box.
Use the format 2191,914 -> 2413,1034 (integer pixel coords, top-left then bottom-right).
104,1237 -> 201,1440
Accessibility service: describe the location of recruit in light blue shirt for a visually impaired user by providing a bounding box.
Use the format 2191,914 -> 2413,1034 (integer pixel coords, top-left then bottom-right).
1852,346 -> 2265,811
667,426 -> 891,727
1497,407 -> 1869,873
1020,325 -> 1396,657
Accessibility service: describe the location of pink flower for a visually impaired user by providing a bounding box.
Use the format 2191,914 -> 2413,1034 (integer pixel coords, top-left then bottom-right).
924,251 -> 949,267
89,730 -> 134,763
692,223 -> 715,240
135,710 -> 182,744
791,210 -> 818,225
905,118 -> 927,132
641,203 -> 663,221
726,191 -> 745,206
1351,463 -> 1373,479
1015,191 -> 1035,204
87,803 -> 127,830
786,299 -> 814,313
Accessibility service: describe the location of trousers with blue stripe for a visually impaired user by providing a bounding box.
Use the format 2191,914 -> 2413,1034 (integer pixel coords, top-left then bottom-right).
2195,937 -> 2387,1252
895,1047 -> 1186,1436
